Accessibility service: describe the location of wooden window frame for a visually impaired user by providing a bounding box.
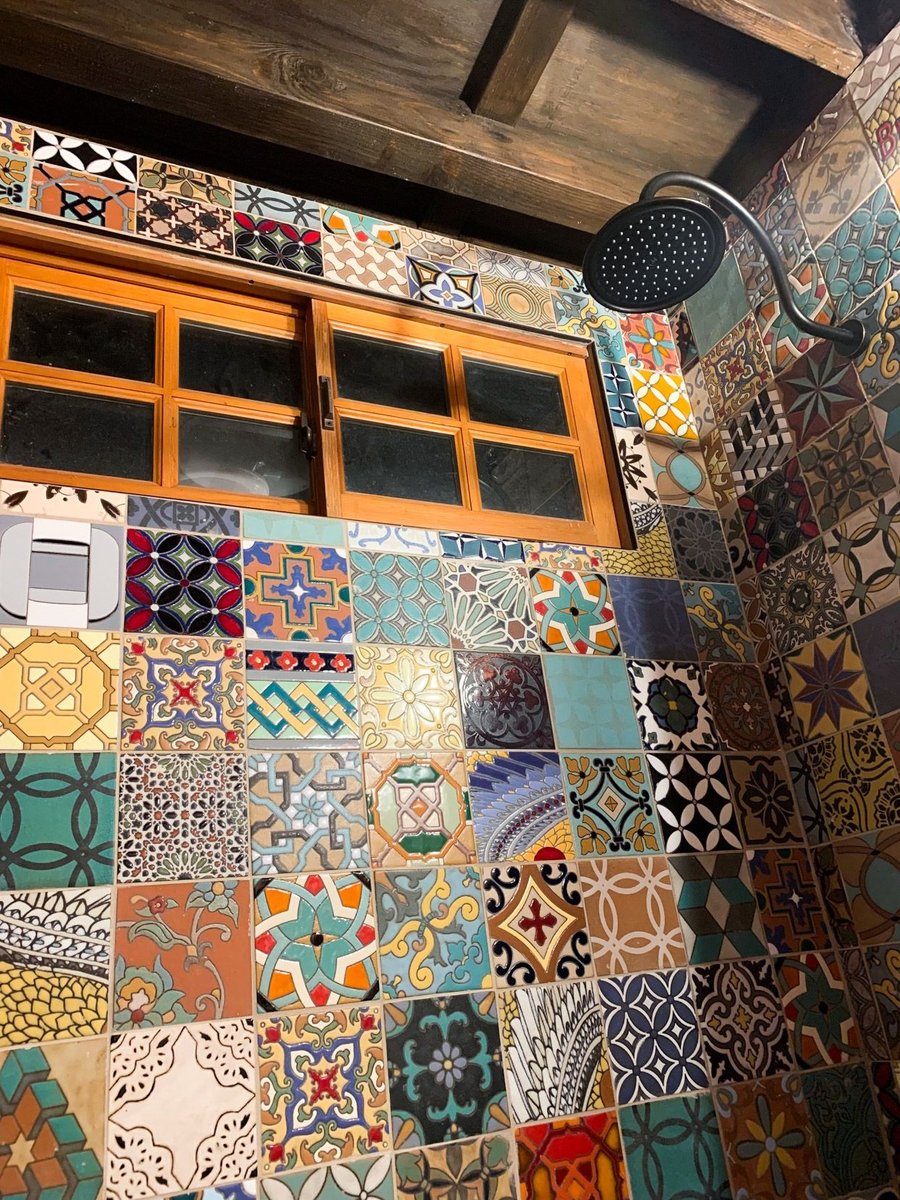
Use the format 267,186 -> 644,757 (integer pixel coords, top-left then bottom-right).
0,216 -> 632,546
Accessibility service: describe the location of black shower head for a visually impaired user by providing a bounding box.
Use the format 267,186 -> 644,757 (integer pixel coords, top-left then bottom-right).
582,196 -> 726,313
582,172 -> 866,358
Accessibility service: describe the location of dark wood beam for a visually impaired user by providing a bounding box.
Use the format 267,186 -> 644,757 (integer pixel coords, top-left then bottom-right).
0,6 -> 646,234
462,0 -> 576,124
666,0 -> 862,75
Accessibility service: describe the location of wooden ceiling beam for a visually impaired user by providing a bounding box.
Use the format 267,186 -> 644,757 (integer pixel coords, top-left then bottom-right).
462,0 -> 576,124
665,0 -> 862,75
0,7 -> 648,234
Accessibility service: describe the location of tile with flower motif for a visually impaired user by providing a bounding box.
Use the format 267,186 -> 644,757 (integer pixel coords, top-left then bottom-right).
630,369 -> 698,440
350,551 -> 449,646
114,878 -> 252,1030
444,562 -> 537,652
701,316 -> 773,422
620,312 -> 680,373
756,259 -> 834,374
801,1064 -> 891,1197
563,751 -> 661,858
523,542 -> 604,572
0,154 -> 29,208
0,119 -> 32,154
357,645 -> 463,751
784,628 -> 875,740
395,1136 -> 512,1200
407,258 -> 484,314
529,567 -> 619,655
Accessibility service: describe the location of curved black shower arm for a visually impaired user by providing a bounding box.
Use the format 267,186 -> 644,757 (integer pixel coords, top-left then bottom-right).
641,171 -> 866,358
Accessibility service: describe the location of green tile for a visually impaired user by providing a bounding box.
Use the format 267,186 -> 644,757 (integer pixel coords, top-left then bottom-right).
544,655 -> 641,748
241,509 -> 346,544
685,251 -> 751,355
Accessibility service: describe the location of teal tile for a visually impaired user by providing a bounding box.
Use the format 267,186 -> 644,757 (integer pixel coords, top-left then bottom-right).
544,655 -> 640,748
0,753 -> 116,887
621,1093 -> 730,1200
685,252 -> 750,355
240,510 -> 346,545
349,550 -> 450,645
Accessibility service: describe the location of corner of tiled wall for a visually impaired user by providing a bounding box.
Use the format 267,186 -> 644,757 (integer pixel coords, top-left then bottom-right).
0,20 -> 899,1200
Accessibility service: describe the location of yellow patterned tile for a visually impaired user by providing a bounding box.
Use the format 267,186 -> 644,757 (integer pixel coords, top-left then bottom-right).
630,368 -> 698,440
356,644 -> 463,751
0,628 -> 119,750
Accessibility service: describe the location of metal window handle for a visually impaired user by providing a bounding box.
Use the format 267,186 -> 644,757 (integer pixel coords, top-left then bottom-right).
319,375 -> 335,430
299,412 -> 318,460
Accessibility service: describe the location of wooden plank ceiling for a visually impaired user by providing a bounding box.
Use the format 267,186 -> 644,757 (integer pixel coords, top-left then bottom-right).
0,0 -> 897,263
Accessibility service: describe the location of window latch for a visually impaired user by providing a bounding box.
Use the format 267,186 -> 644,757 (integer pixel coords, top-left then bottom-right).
299,413 -> 318,460
318,375 -> 335,430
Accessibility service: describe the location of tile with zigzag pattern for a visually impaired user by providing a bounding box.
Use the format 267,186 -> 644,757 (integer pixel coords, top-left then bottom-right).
247,679 -> 358,747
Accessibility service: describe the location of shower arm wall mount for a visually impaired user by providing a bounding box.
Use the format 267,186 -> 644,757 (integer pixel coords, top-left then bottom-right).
641,172 -> 867,358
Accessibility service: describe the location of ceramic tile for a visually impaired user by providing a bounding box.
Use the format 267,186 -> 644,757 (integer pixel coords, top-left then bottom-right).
784,627 -> 875,740
817,184 -> 900,319
739,457 -> 820,570
841,946 -> 892,1059
621,1092 -> 729,1200
255,873 -> 378,1010
799,407 -> 894,531
347,522 -> 440,556
620,312 -> 679,373
140,159 -> 232,205
244,542 -> 351,642
701,316 -> 773,421
0,1039 -> 106,1200
266,1158 -> 395,1200
445,562 -> 537,652
499,980 -> 612,1123
364,751 -> 475,866
870,1059 -> 900,1176
735,231 -> 776,314
0,751 -> 116,888
322,235 -> 408,296
0,154 -> 30,208
0,887 -> 110,1046
358,645 -> 463,751
871,379 -> 900,467
127,495 -> 240,535
684,251 -> 750,355
760,185 -> 815,278
806,720 -> 900,837
854,601 -> 900,713
0,514 -> 122,630
476,247 -> 548,284
241,511 -> 346,545
529,567 -> 619,655
249,749 -> 368,873
552,289 -> 612,340
630,369 -> 698,440
121,634 -> 244,750
563,751 -> 660,858
374,866 -> 489,998
615,427 -> 658,507
349,551 -> 449,646
703,430 -> 737,509
30,163 -> 137,231
757,538 -> 845,655
401,230 -> 476,268
776,952 -> 859,1069
467,750 -> 572,863
725,754 -> 803,845
258,1007 -> 388,1169
645,436 -> 715,510
694,957 -> 793,1084
124,528 -> 242,636
737,573 -> 774,659
865,944 -> 900,1056
682,581 -> 754,662
862,75 -> 900,176
544,655 -> 641,749
114,878 -> 252,1028
626,659 -> 718,752
602,360 -> 641,428
714,1074 -> 825,1200
322,205 -> 402,246
812,843 -> 857,950
248,677 -> 358,749
664,507 -> 732,581
33,131 -> 136,181
607,575 -> 694,660
438,533 -> 524,563
720,501 -> 754,582
802,1064 -> 891,1197
834,827 -> 900,945
856,277 -> 900,400
406,258 -> 484,314
720,386 -> 794,489
746,160 -> 790,216
748,846 -> 830,953
784,86 -> 855,176
234,212 -> 323,275
687,363 -> 718,440
602,504 -> 678,579
516,1112 -> 628,1200
395,1135 -> 513,1200
481,275 -> 556,330
579,855 -> 686,976
455,650 -> 551,750
0,482 -> 118,525
385,992 -> 507,1147
671,303 -> 699,369
794,115 -> 885,245
756,259 -> 834,373
0,628 -> 120,750
647,751 -> 739,852
598,968 -> 707,1103
669,851 -> 767,964
524,543 -> 605,572
483,861 -> 591,986
763,655 -> 804,747
137,189 -> 232,253
0,119 -> 31,155
117,751 -> 248,881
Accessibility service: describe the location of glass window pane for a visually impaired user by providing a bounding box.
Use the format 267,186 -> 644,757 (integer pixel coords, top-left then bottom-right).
475,440 -> 583,520
9,289 -> 156,382
178,321 -> 302,406
341,419 -> 460,504
179,410 -> 309,501
463,358 -> 568,434
0,383 -> 154,479
334,331 -> 449,416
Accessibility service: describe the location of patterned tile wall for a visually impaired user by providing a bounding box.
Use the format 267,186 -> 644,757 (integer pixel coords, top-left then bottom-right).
1,22 -> 900,1200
